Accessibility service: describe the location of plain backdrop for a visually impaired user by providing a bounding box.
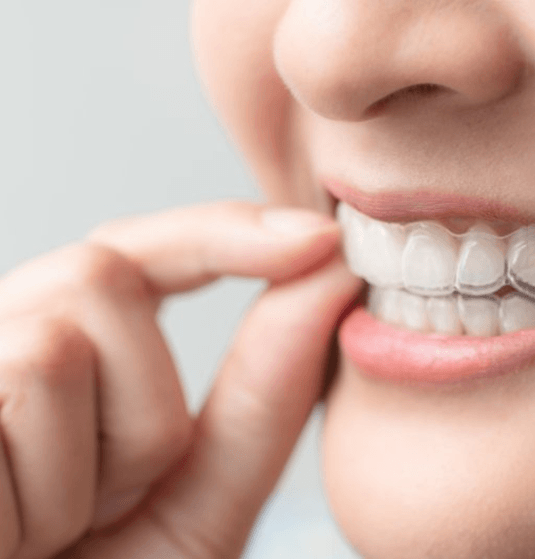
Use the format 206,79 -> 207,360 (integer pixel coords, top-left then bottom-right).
0,1 -> 360,557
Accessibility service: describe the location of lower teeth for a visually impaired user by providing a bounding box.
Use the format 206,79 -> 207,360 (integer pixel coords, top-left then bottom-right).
368,286 -> 535,336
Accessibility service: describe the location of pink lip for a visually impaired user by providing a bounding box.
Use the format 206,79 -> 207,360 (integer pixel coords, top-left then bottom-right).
340,309 -> 535,384
324,178 -> 531,224
323,177 -> 535,383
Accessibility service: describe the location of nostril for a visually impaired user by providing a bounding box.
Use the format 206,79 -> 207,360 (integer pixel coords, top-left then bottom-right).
365,83 -> 449,118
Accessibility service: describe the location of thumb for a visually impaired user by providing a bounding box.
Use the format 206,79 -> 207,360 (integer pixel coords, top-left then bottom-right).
149,254 -> 360,558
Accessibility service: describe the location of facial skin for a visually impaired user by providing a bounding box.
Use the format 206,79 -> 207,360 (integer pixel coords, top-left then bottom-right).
191,1 -> 535,557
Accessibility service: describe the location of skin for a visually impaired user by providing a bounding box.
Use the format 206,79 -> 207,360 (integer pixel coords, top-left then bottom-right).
4,1 -> 535,558
0,203 -> 358,559
190,0 -> 535,558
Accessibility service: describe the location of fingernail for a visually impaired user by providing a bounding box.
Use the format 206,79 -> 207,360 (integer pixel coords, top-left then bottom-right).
92,486 -> 149,529
262,208 -> 335,235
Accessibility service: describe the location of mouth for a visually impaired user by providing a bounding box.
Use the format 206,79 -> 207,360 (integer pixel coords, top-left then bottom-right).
324,178 -> 535,384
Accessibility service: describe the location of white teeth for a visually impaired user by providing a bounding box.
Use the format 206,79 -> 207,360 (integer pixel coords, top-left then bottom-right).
368,286 -> 535,336
499,293 -> 535,333
455,223 -> 506,295
335,201 -> 351,228
359,221 -> 405,287
400,291 -> 431,332
427,296 -> 464,335
507,225 -> 535,298
336,203 -> 370,277
338,202 -> 535,336
402,223 -> 458,296
376,288 -> 403,325
337,202 -> 535,298
366,284 -> 382,318
457,295 -> 500,336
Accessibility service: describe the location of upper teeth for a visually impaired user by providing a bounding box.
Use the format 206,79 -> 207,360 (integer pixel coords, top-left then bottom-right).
337,202 -> 533,298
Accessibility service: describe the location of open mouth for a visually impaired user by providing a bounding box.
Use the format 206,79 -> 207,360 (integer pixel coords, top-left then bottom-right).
324,179 -> 535,384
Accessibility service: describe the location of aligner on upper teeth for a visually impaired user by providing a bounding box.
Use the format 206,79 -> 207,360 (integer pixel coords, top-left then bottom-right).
336,202 -> 535,335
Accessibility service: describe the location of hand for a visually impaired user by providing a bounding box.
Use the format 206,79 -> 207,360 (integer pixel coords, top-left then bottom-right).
0,201 -> 358,559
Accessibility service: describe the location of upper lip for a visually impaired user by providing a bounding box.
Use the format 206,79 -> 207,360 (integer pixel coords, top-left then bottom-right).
323,178 -> 533,225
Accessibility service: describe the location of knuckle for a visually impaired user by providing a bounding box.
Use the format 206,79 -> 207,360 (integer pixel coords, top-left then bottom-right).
30,318 -> 93,384
65,243 -> 150,300
0,315 -> 94,386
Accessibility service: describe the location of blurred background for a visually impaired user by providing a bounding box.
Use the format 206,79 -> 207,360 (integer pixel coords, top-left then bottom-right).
0,1 -> 359,556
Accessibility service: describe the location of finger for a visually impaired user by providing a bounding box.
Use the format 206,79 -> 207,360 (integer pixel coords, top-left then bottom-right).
0,246 -> 194,534
71,271 -> 195,530
0,315 -> 97,559
0,201 -> 340,534
86,200 -> 340,294
0,246 -> 196,530
0,432 -> 20,559
80,199 -> 339,525
144,257 -> 360,558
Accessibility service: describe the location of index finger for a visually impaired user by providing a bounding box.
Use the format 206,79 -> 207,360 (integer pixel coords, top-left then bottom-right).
86,200 -> 340,295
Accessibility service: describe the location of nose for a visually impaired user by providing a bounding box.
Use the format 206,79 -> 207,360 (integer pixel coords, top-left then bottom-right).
273,0 -> 526,120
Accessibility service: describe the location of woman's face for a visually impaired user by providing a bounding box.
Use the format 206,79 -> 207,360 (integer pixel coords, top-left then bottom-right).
190,1 -> 535,557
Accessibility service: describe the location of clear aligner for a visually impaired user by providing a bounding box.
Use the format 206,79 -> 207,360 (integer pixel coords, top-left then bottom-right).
368,286 -> 535,336
337,202 -> 535,300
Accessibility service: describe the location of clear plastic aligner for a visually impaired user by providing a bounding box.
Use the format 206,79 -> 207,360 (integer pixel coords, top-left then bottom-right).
402,222 -> 458,296
367,286 -> 535,336
455,223 -> 506,295
499,292 -> 535,333
507,225 -> 535,298
337,202 -> 534,300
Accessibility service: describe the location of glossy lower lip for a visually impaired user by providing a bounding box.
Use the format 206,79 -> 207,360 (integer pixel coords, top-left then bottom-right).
339,307 -> 535,384
324,178 -> 531,224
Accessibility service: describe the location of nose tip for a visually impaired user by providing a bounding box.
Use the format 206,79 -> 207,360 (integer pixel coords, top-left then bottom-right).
273,0 -> 526,121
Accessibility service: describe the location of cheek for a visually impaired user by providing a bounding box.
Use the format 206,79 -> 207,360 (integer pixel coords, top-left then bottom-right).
323,357 -> 535,559
190,0 -> 295,202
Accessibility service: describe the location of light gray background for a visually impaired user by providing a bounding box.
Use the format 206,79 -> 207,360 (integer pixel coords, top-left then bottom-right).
0,1 -> 360,557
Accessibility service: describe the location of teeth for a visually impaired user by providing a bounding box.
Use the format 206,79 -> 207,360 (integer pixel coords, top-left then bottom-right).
427,296 -> 463,335
499,293 -> 535,333
455,223 -> 506,295
375,288 -> 403,325
337,203 -> 535,299
507,226 -> 535,298
457,295 -> 500,337
336,203 -> 370,277
338,203 -> 535,336
400,291 -> 431,332
368,286 -> 535,336
335,201 -> 352,228
359,221 -> 405,287
402,223 -> 458,296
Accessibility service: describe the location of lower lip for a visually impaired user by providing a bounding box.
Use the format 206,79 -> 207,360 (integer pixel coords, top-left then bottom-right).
339,306 -> 535,384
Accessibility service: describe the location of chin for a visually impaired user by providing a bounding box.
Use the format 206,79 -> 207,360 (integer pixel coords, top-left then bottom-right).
322,355 -> 535,559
